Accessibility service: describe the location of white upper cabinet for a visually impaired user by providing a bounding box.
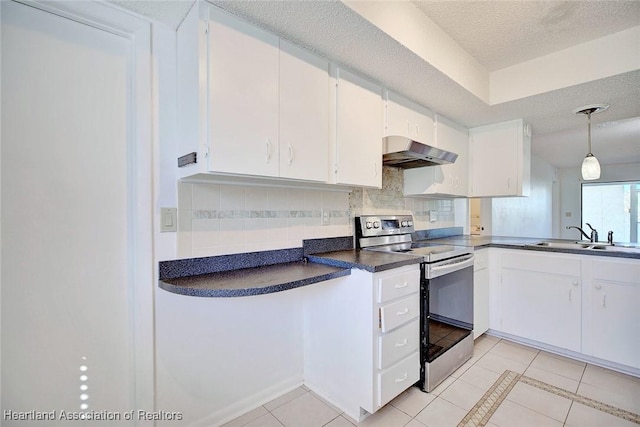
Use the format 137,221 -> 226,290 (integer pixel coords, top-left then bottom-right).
279,41 -> 330,182
468,119 -> 531,197
334,67 -> 382,188
403,115 -> 469,197
384,90 -> 434,146
208,7 -> 280,177
176,4 -> 330,183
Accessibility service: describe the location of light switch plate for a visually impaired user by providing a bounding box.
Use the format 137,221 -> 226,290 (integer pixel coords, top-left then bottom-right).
160,207 -> 177,232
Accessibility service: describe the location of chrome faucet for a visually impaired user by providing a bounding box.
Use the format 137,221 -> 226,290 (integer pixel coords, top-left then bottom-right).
566,223 -> 598,242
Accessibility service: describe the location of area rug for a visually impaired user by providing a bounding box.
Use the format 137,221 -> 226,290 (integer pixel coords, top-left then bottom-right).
457,370 -> 640,427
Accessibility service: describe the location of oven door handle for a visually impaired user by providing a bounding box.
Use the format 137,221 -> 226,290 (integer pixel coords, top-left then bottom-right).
428,254 -> 474,277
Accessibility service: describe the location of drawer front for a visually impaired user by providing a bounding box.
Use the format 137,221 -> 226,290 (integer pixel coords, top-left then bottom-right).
378,352 -> 420,407
378,269 -> 420,303
380,295 -> 419,333
378,319 -> 420,369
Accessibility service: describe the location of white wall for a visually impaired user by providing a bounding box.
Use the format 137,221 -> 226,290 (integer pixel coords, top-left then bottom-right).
490,155 -> 556,238
156,285 -> 307,426
559,162 -> 640,240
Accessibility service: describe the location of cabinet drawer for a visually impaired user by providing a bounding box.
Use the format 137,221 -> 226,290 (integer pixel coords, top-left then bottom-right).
378,352 -> 420,407
378,319 -> 419,369
380,295 -> 419,333
378,269 -> 420,303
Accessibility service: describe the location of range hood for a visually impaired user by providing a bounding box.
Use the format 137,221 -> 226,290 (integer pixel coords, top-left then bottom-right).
383,135 -> 458,169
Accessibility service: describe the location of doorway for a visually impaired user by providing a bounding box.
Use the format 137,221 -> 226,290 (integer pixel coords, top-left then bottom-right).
1,0 -> 153,418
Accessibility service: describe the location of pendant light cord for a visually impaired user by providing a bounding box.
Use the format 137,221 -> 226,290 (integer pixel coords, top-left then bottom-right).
587,110 -> 592,155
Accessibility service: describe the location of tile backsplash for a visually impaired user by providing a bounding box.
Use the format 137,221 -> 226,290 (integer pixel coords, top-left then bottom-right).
350,167 -> 456,230
177,182 -> 351,257
178,171 -> 459,258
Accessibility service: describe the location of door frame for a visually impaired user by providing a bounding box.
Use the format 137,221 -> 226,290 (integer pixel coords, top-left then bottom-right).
2,0 -> 155,419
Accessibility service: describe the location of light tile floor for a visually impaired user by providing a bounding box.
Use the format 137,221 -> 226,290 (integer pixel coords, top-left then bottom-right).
223,335 -> 640,427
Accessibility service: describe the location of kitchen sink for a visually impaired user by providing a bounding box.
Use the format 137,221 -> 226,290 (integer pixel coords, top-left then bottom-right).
589,245 -> 640,253
530,242 -> 593,250
529,241 -> 640,254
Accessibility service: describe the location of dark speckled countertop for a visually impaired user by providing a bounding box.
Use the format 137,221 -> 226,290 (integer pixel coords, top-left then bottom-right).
159,233 -> 639,298
159,260 -> 350,297
308,249 -> 422,273
158,236 -> 421,298
424,235 -> 640,259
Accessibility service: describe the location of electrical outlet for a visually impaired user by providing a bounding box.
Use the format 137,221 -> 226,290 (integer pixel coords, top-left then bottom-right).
321,209 -> 330,226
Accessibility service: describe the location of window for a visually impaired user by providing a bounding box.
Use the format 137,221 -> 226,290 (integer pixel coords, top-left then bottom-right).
582,181 -> 640,243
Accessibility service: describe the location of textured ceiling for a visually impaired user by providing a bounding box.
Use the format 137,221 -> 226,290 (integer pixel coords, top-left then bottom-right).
112,0 -> 640,170
413,1 -> 640,71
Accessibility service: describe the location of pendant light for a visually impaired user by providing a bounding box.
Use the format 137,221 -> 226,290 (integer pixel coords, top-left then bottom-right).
574,104 -> 608,181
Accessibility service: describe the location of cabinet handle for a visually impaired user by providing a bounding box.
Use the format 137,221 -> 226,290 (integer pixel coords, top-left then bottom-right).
396,308 -> 409,316
394,282 -> 408,289
374,162 -> 378,177
395,373 -> 408,383
572,280 -> 579,286
266,138 -> 272,164
602,292 -> 606,308
395,339 -> 408,348
288,144 -> 294,166
569,289 -> 572,302
415,123 -> 420,136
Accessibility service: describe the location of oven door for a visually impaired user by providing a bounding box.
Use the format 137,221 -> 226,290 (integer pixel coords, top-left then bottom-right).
427,265 -> 474,329
420,263 -> 474,391
425,253 -> 474,279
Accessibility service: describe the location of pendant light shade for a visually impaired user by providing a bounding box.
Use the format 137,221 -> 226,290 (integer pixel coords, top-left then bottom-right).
574,104 -> 608,181
581,153 -> 601,180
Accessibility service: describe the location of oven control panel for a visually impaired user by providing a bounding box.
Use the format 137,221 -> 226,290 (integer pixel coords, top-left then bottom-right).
356,215 -> 414,238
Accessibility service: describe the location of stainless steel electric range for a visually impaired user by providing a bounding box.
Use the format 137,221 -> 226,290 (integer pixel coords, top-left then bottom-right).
355,215 -> 475,392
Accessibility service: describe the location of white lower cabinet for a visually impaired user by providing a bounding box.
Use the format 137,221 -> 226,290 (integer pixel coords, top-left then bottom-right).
500,252 -> 582,352
303,264 -> 420,421
492,249 -> 640,372
583,257 -> 640,369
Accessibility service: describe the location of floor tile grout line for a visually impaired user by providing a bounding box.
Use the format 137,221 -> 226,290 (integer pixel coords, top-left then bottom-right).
562,400 -> 575,427
520,374 -> 640,424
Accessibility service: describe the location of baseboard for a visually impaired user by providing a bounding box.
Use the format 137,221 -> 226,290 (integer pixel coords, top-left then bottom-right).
486,329 -> 640,378
192,375 -> 304,427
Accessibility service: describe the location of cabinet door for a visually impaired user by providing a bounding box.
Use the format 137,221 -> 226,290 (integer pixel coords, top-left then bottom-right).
584,259 -> 640,369
403,116 -> 468,197
436,117 -> 468,196
335,68 -> 382,188
469,119 -> 530,197
385,91 -> 434,145
501,269 -> 581,352
385,92 -> 414,139
208,8 -> 279,177
279,41 -> 329,182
